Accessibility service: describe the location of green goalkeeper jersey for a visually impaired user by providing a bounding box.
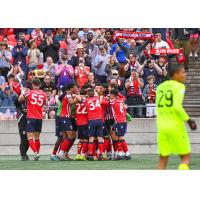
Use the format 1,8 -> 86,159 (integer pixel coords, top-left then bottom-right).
156,80 -> 189,131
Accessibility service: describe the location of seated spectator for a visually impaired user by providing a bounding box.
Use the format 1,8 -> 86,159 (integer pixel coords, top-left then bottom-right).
105,55 -> 120,81
0,41 -> 12,78
92,46 -> 110,83
7,63 -> 24,86
153,32 -> 169,49
26,71 -> 36,89
43,56 -> 56,76
12,38 -> 28,74
66,30 -> 80,60
69,43 -> 91,68
27,41 -> 40,72
138,58 -> 163,86
0,68 -> 5,87
75,57 -> 90,88
0,86 -> 17,119
54,28 -> 66,42
125,70 -> 144,118
142,75 -> 157,117
55,55 -> 74,90
39,30 -> 60,63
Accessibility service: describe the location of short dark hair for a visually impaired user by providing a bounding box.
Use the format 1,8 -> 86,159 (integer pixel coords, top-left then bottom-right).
168,64 -> 185,77
7,74 -> 15,79
87,88 -> 94,97
66,83 -> 76,90
80,89 -> 87,95
32,78 -> 41,87
110,89 -> 118,97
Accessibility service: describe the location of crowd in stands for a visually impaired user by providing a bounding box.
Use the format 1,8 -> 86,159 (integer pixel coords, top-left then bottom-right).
0,28 -> 199,119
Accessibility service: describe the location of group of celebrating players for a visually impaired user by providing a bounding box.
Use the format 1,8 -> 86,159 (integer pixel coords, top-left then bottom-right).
17,78 -> 132,161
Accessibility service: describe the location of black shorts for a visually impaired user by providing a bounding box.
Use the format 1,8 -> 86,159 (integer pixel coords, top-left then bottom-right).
88,119 -> 103,137
103,123 -> 109,137
115,122 -> 127,136
77,125 -> 88,139
26,118 -> 42,133
59,117 -> 73,132
70,118 -> 77,132
18,114 -> 27,132
104,119 -> 115,132
55,116 -> 62,137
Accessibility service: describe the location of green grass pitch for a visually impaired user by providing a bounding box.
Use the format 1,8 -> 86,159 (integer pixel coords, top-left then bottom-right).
0,154 -> 199,170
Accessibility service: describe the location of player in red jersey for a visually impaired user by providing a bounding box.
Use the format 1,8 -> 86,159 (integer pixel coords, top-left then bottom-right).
84,88 -> 104,161
75,89 -> 89,160
18,79 -> 47,161
57,83 -> 79,160
110,89 -> 131,160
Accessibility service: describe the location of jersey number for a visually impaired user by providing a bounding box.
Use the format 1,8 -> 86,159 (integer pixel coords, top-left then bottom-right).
120,103 -> 124,113
158,90 -> 173,107
77,104 -> 87,114
31,94 -> 44,106
89,100 -> 100,111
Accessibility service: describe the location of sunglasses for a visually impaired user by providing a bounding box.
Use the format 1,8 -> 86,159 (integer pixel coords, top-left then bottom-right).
112,73 -> 118,76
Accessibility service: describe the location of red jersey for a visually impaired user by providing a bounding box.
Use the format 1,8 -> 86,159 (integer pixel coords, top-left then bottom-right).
75,102 -> 88,125
100,97 -> 109,122
24,89 -> 46,119
60,93 -> 72,118
85,96 -> 102,121
110,98 -> 126,123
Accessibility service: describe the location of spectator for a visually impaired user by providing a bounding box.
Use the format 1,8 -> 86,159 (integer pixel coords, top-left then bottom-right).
43,56 -> 56,76
66,30 -> 80,60
138,59 -> 163,86
153,32 -> 169,49
2,37 -> 14,51
0,68 -> 5,87
54,28 -> 66,42
0,86 -> 17,119
84,72 -> 96,88
105,55 -> 120,81
30,28 -> 44,47
12,38 -> 28,74
55,55 -> 74,90
157,56 -> 168,82
189,28 -> 199,58
93,46 -> 110,83
0,41 -> 12,78
152,28 -> 167,41
78,28 -> 92,41
142,75 -> 157,117
85,31 -> 95,56
125,70 -> 144,118
27,41 -> 40,72
7,63 -> 24,86
39,30 -> 60,63
41,74 -> 57,97
109,70 -> 124,94
173,28 -> 192,70
26,71 -> 36,89
75,57 -> 90,88
69,43 -> 91,68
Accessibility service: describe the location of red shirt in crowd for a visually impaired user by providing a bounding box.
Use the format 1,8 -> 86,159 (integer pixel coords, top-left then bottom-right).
24,89 -> 46,119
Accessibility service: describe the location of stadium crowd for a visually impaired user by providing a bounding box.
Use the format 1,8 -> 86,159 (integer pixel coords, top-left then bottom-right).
0,28 -> 199,120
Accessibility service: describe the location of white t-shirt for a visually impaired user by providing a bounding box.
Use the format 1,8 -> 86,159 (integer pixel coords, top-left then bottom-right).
154,40 -> 169,49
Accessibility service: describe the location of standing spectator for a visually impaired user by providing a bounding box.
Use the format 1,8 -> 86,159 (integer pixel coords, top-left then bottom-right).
142,75 -> 157,117
55,55 -> 74,90
39,30 -> 60,63
152,28 -> 167,41
26,71 -> 36,89
54,28 -> 66,42
157,56 -> 168,82
30,28 -> 44,47
105,55 -> 120,81
75,57 -> 90,88
7,63 -> 24,86
0,68 -> 6,87
84,72 -> 96,88
43,56 -> 56,76
138,59 -> 163,86
189,28 -> 199,58
109,70 -> 124,94
12,39 -> 28,74
27,41 -> 40,72
2,37 -> 14,51
69,44 -> 91,68
125,70 -> 144,118
78,28 -> 92,41
93,46 -> 110,83
0,41 -> 12,78
173,28 -> 192,70
153,32 -> 169,49
41,74 -> 57,97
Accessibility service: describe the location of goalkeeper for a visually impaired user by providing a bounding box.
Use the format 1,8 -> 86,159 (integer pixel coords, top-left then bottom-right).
156,64 -> 197,170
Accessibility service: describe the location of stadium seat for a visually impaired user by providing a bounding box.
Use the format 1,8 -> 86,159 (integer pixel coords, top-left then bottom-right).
7,28 -> 14,35
8,40 -> 17,47
59,40 -> 67,49
0,35 -> 3,42
7,34 -> 16,42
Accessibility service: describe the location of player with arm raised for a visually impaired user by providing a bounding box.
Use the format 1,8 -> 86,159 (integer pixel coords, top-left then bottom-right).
18,79 -> 47,161
156,64 -> 197,170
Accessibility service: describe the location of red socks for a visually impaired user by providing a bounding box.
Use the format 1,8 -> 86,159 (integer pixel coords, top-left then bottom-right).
28,139 -> 37,153
66,139 -> 75,153
120,140 -> 128,153
103,137 -> 110,152
88,142 -> 94,155
60,139 -> 71,152
98,142 -> 104,155
113,140 -> 118,152
82,141 -> 88,155
117,141 -> 123,152
35,139 -> 40,153
77,141 -> 83,155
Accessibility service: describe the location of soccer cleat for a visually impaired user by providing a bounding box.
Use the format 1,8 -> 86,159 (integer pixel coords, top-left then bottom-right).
124,154 -> 132,160
80,155 -> 87,161
75,154 -> 81,160
189,52 -> 193,58
178,163 -> 189,170
50,155 -> 60,161
25,155 -> 29,160
87,155 -> 94,161
21,156 -> 29,161
57,152 -> 68,161
114,155 -> 124,160
34,153 -> 40,161
98,154 -> 104,161
65,154 -> 74,161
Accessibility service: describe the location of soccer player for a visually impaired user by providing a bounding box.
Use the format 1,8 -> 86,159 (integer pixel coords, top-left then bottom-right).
156,64 -> 197,170
75,89 -> 89,160
110,89 -> 131,160
84,88 -> 104,161
18,79 -> 47,161
57,83 -> 78,160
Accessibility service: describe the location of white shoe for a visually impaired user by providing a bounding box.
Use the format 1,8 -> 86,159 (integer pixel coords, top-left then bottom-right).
194,52 -> 198,58
34,153 -> 40,161
189,52 -> 193,58
57,151 -> 67,161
